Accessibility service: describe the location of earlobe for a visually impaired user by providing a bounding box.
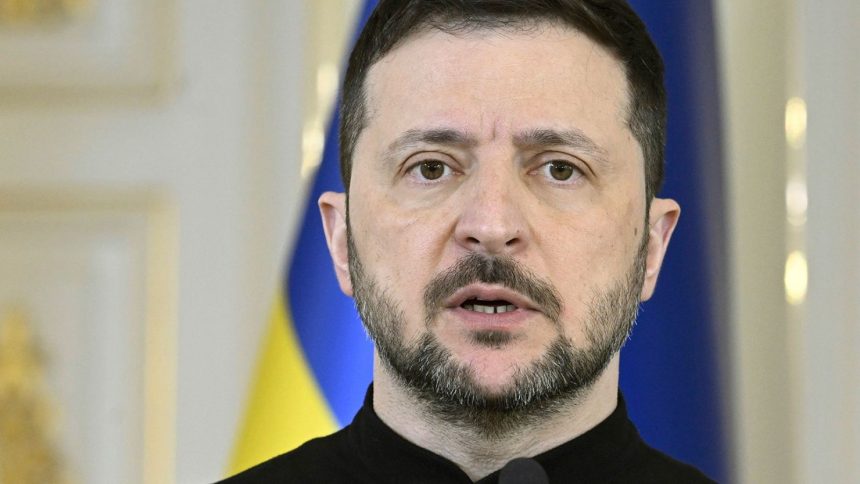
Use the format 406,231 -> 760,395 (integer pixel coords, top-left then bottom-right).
319,191 -> 353,296
640,197 -> 681,301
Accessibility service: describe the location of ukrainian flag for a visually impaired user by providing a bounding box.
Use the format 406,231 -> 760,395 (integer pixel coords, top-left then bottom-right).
228,1 -> 378,474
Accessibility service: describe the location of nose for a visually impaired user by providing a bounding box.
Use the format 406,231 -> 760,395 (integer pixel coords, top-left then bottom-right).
453,167 -> 530,256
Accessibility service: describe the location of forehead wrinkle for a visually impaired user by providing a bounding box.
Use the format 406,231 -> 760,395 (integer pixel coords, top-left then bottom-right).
382,127 -> 479,165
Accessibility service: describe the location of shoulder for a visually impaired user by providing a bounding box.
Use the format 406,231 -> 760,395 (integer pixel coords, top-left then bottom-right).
216,428 -> 357,484
619,443 -> 717,484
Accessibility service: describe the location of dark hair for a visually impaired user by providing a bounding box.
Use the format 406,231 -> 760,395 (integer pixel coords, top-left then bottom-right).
339,0 -> 666,201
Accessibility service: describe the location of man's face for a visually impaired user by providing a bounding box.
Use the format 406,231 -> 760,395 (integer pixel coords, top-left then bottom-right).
321,25 -> 678,419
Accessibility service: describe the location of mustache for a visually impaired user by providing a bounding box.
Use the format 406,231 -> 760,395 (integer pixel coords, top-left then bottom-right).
423,253 -> 563,324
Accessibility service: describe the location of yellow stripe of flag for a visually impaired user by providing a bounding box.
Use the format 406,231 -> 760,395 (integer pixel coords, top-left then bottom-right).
227,296 -> 338,475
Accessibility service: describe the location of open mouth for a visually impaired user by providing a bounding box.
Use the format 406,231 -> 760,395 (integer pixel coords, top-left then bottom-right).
444,283 -> 537,321
461,298 -> 518,314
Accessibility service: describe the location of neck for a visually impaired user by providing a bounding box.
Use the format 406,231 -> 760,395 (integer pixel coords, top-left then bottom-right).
373,353 -> 620,481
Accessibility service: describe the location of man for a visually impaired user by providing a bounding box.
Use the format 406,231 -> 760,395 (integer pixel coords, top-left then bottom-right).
224,0 -> 713,482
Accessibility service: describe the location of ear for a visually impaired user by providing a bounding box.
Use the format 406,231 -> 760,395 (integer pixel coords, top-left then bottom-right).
640,197 -> 681,301
319,191 -> 353,296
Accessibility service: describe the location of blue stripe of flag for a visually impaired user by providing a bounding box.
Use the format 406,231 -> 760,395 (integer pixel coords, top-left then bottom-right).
287,0 -> 379,427
622,1 -> 728,482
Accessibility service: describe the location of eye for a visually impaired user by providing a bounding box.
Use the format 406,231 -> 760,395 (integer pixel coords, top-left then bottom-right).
419,160 -> 446,180
540,160 -> 583,182
407,159 -> 452,182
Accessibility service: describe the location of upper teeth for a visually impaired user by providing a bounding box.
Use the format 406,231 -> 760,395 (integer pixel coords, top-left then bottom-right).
464,304 -> 516,314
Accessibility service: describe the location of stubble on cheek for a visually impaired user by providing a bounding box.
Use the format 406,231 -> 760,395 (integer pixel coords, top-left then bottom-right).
348,216 -> 650,437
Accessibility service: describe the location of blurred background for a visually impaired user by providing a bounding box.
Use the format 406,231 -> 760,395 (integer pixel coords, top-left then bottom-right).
0,0 -> 856,483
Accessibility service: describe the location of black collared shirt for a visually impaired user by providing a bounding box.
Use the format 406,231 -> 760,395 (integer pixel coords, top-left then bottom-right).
220,386 -> 715,483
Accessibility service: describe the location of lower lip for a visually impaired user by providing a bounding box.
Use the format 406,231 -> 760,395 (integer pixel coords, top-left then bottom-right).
445,306 -> 538,329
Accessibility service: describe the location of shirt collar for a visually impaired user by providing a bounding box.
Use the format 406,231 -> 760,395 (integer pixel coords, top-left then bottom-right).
346,385 -> 640,483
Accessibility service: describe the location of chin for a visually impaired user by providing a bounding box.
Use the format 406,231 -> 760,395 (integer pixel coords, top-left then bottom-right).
453,346 -> 543,393
466,376 -> 522,399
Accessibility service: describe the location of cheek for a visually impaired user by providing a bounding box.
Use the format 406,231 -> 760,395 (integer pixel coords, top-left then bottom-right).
540,209 -> 639,330
589,188 -> 644,260
350,192 -> 452,296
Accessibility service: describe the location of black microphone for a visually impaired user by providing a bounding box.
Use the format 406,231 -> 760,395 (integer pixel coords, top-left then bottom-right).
498,457 -> 549,484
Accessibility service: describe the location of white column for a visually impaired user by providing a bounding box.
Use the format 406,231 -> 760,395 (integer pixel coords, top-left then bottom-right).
716,1 -> 795,482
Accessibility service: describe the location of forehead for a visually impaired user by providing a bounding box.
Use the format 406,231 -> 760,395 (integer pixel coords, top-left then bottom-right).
361,24 -> 631,145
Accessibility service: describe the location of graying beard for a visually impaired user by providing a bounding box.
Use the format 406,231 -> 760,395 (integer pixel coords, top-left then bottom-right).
347,225 -> 647,438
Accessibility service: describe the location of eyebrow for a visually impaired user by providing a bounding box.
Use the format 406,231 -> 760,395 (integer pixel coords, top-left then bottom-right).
383,128 -> 478,161
513,128 -> 610,166
381,126 -> 609,166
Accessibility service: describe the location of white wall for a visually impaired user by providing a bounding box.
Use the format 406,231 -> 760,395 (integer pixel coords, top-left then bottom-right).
799,0 -> 860,482
0,1 -> 306,482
